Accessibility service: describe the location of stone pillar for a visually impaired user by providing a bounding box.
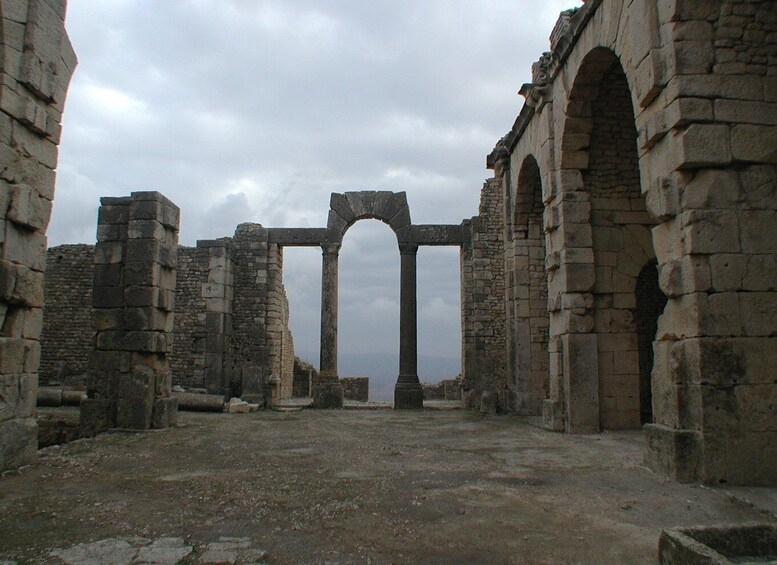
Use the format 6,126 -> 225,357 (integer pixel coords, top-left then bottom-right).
313,243 -> 343,408
197,240 -> 234,397
395,243 -> 423,409
81,192 -> 180,434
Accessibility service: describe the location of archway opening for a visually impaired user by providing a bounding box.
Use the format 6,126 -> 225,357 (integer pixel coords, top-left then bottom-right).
635,259 -> 666,425
508,155 -> 549,414
569,48 -> 661,429
339,219 -> 400,401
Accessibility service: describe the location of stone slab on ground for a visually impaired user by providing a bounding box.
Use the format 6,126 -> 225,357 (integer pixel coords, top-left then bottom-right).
44,535 -> 266,565
1,411 -> 776,564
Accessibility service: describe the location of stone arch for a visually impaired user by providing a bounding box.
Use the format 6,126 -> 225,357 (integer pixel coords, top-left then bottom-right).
563,47 -> 660,430
507,155 -> 549,414
327,191 -> 411,243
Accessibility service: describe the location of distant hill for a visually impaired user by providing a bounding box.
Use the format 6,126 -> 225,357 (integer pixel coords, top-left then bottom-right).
296,351 -> 460,401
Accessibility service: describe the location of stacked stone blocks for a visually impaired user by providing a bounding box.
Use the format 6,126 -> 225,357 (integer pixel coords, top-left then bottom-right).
81,192 -> 179,433
0,0 -> 74,471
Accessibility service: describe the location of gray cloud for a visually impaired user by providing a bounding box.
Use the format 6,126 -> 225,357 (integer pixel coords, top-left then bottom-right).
51,0 -> 581,368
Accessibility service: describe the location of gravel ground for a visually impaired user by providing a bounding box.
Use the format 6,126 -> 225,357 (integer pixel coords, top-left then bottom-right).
1,408 -> 775,564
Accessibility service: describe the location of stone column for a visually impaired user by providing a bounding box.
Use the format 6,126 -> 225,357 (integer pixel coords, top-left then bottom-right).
395,243 -> 423,409
313,243 -> 343,408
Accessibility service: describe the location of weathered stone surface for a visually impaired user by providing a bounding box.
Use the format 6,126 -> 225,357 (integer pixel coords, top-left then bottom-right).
0,418 -> 37,470
81,192 -> 181,434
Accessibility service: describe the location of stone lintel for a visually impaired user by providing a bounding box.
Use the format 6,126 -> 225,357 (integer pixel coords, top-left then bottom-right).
396,224 -> 466,246
196,239 -> 231,249
267,228 -> 329,246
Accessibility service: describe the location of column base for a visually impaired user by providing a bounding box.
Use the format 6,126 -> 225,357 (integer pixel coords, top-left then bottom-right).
394,378 -> 423,409
152,397 -> 178,429
312,377 -> 343,409
643,423 -> 702,483
542,399 -> 565,431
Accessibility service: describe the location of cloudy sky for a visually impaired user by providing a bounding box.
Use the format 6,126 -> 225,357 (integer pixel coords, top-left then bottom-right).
51,0 -> 579,372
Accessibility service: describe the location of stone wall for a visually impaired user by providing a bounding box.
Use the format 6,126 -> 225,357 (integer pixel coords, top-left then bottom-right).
0,0 -> 75,471
340,377 -> 368,402
292,356 -> 316,397
460,178 -> 507,410
230,224 -> 294,403
422,379 -> 460,401
40,244 -> 93,385
504,155 -> 549,415
169,246 -> 207,390
42,231 -> 294,403
491,0 -> 777,484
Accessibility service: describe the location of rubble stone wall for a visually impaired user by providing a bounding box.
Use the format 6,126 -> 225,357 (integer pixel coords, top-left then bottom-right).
169,246 -> 207,390
0,0 -> 75,471
460,178 -> 506,409
292,357 -> 316,397
341,377 -> 368,402
39,244 -> 93,385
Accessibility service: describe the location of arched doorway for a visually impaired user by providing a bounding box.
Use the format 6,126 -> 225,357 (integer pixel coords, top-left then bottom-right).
338,219 -> 400,401
564,48 -> 664,430
635,260 -> 666,425
508,155 -> 549,415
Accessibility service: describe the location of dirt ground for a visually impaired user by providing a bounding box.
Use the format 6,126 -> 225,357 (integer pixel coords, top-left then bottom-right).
1,407 -> 776,564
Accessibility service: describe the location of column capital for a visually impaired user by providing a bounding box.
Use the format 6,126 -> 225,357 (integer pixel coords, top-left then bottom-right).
398,242 -> 419,255
321,242 -> 341,256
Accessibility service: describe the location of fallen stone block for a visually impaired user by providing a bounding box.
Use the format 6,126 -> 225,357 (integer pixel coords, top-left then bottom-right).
37,387 -> 62,407
226,398 -> 249,414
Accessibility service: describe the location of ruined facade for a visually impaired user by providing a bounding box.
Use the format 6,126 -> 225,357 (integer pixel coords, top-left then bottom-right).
484,0 -> 777,484
40,230 -> 298,405
4,0 -> 776,489
0,0 -> 74,470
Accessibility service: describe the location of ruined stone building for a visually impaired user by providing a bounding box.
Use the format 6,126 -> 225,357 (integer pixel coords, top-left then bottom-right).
2,0 -> 777,488
484,0 -> 777,485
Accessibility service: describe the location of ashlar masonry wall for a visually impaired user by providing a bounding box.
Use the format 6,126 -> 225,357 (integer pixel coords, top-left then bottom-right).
0,0 -> 75,471
81,192 -> 180,434
490,0 -> 777,485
